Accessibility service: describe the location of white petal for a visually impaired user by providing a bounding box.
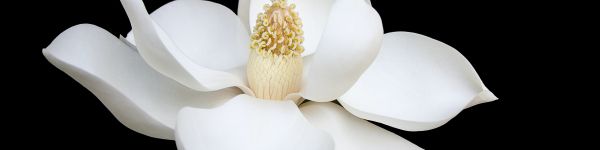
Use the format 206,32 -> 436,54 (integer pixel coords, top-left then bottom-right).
249,0 -> 334,56
121,0 -> 253,94
42,24 -> 241,139
338,32 -> 498,131
300,102 -> 422,150
175,94 -> 333,150
124,32 -> 136,46
152,0 -> 250,70
238,0 -> 251,33
300,0 -> 383,102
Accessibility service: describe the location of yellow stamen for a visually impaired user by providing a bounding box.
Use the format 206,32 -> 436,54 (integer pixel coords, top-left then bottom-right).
247,0 -> 304,100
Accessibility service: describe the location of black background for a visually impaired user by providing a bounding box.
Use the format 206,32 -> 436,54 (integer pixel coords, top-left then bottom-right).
31,0 -> 588,149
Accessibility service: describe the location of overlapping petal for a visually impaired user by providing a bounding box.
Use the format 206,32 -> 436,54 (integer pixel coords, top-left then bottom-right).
339,32 -> 498,131
44,1 -> 498,148
300,0 -> 383,102
238,0 -> 251,32
43,24 -> 241,139
175,94 -> 333,150
300,102 -> 422,150
121,0 -> 253,94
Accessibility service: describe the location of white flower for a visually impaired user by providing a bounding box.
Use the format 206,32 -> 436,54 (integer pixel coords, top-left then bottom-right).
42,0 -> 498,149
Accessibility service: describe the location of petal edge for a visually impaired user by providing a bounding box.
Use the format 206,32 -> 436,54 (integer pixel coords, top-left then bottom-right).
300,0 -> 383,102
338,31 -> 498,131
301,102 -> 422,150
175,94 -> 334,150
121,0 -> 254,95
43,24 -> 240,139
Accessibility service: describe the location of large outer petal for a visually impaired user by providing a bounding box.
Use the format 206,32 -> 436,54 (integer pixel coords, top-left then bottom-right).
175,94 -> 333,150
300,102 -> 422,150
300,0 -> 383,102
248,0 -> 335,56
338,32 -> 498,131
121,0 -> 253,95
42,24 -> 241,139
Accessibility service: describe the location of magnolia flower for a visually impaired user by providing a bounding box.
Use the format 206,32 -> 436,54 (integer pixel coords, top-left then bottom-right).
43,0 -> 498,149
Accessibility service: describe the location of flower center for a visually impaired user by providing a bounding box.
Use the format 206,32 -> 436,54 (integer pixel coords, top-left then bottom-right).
247,0 -> 304,100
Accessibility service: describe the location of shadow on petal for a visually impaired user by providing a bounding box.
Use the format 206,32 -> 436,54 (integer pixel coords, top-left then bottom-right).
176,94 -> 333,150
43,24 -> 241,139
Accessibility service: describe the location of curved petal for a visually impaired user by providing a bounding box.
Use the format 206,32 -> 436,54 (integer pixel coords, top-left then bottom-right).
121,0 -> 253,95
300,0 -> 383,102
249,0 -> 335,56
338,32 -> 498,131
238,0 -> 251,32
175,94 -> 333,150
300,102 -> 422,150
152,0 -> 250,70
42,24 -> 241,139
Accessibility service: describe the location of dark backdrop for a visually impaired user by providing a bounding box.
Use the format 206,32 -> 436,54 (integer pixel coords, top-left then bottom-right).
34,0 -> 575,149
